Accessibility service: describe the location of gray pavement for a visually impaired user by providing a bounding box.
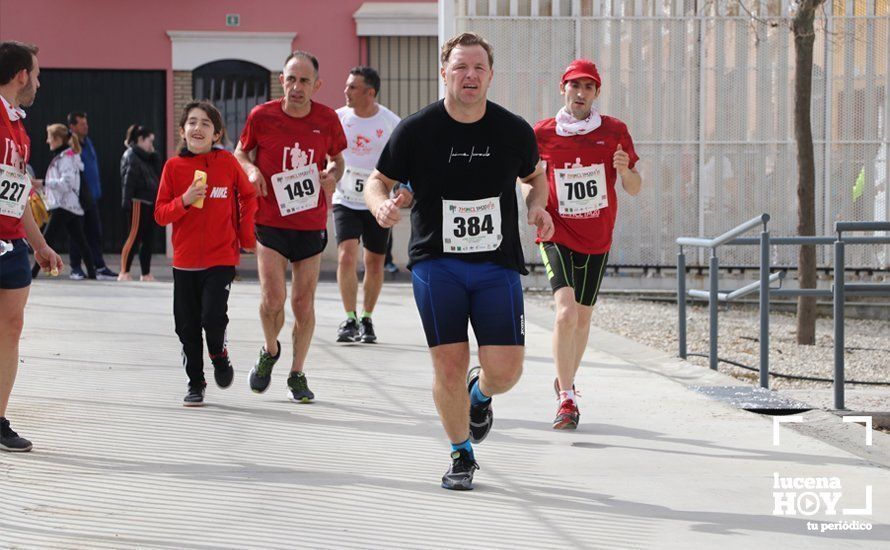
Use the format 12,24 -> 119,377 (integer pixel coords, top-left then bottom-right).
2,278 -> 888,549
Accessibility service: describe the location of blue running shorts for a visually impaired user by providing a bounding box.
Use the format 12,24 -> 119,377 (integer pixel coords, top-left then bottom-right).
0,239 -> 32,290
411,257 -> 524,347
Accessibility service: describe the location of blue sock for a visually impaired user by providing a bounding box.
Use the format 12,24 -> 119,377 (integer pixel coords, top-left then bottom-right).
470,377 -> 492,406
451,438 -> 473,456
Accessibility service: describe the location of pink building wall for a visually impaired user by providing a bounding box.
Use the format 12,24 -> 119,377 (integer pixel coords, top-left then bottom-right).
1,0 -> 433,151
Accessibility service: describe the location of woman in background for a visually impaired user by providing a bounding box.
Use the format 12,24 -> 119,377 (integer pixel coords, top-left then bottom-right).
118,124 -> 161,281
31,124 -> 95,280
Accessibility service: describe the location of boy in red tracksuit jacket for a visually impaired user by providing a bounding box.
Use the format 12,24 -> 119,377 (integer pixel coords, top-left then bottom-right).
155,100 -> 258,407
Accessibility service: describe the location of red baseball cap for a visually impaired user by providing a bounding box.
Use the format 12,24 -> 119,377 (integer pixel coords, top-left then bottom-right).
561,59 -> 601,88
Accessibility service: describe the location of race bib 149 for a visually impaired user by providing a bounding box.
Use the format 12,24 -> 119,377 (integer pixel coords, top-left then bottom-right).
272,164 -> 320,216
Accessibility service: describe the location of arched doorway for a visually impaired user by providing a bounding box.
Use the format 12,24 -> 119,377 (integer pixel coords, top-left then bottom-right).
192,60 -> 270,149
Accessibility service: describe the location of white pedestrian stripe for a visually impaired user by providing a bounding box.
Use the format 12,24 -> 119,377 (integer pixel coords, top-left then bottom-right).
773,415 -> 804,446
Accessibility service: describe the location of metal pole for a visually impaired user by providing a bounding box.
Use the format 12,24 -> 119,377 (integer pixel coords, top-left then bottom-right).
882,0 -> 890,273
822,0 -> 834,249
709,249 -> 719,370
696,2 -> 706,268
437,0 -> 455,100
759,229 -> 770,389
678,247 -> 687,359
834,238 -> 846,409
573,0 -> 581,59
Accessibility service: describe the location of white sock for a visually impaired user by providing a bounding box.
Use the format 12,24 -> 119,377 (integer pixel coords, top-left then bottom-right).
559,390 -> 575,402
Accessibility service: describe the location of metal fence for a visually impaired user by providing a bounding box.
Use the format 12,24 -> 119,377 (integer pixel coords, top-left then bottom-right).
361,36 -> 440,119
447,0 -> 890,268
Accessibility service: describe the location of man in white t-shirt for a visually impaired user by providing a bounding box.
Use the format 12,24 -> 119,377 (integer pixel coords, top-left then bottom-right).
333,67 -> 403,343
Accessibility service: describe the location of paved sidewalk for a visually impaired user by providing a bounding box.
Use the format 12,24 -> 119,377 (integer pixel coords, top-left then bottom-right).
2,279 -> 888,549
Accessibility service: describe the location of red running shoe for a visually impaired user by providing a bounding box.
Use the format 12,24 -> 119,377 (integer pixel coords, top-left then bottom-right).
552,399 -> 580,430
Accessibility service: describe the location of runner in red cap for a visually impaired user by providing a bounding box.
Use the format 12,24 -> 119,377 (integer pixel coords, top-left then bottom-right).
534,58 -> 642,430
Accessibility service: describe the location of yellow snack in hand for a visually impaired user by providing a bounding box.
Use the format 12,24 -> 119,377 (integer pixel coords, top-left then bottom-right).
193,170 -> 207,209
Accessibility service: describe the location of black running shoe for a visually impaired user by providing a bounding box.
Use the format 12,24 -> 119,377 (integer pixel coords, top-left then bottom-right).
467,366 -> 493,444
95,266 -> 118,280
337,318 -> 359,342
358,317 -> 377,343
211,352 -> 234,389
0,417 -> 32,452
287,371 -> 315,403
183,385 -> 205,407
441,449 -> 479,491
249,341 -> 280,393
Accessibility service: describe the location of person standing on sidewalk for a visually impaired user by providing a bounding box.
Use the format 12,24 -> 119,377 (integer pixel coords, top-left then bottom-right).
67,111 -> 117,280
30,123 -> 96,280
0,41 -> 64,452
235,51 -> 346,403
533,59 -> 642,429
366,33 -> 553,490
155,100 -> 257,406
119,124 -> 161,281
333,66 -> 404,343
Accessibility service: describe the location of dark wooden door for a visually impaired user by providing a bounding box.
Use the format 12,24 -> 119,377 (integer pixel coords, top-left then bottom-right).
23,69 -> 166,252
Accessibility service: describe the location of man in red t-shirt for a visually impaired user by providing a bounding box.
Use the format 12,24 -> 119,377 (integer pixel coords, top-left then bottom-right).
235,51 -> 346,403
0,41 -> 63,452
534,59 -> 642,430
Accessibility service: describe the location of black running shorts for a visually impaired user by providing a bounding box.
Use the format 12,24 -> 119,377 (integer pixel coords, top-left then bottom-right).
332,204 -> 390,255
539,242 -> 608,307
256,224 -> 328,263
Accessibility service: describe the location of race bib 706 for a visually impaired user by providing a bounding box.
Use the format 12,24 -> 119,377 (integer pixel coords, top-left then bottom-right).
554,163 -> 607,216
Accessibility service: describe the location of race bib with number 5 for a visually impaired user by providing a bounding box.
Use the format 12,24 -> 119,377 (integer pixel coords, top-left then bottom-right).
0,164 -> 32,219
554,163 -> 608,216
442,197 -> 502,253
272,164 -> 320,216
339,166 -> 371,206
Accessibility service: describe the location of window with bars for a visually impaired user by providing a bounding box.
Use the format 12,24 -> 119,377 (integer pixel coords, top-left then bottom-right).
193,60 -> 270,149
359,36 -> 439,119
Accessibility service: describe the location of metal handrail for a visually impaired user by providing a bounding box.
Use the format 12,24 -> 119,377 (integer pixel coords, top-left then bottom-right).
730,236 -> 835,245
836,221 -> 890,233
687,271 -> 785,302
676,214 -> 770,248
832,223 -> 890,409
678,214 -> 890,410
731,236 -> 890,245
677,214 -> 773,390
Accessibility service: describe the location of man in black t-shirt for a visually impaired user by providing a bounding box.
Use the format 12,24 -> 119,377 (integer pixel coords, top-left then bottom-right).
366,32 -> 553,491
